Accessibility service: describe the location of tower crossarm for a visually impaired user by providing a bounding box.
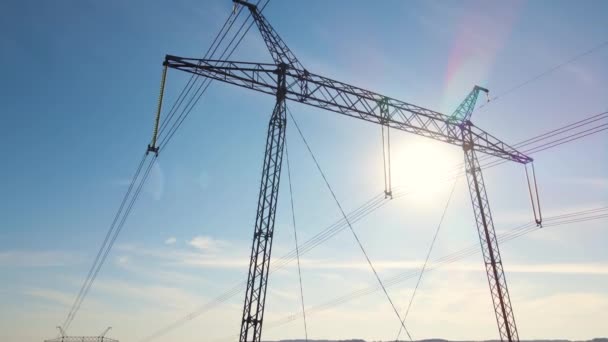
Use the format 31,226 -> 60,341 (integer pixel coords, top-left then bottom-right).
165,55 -> 532,164
450,85 -> 489,123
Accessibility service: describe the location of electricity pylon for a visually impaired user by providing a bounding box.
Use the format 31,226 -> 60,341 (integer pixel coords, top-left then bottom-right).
154,1 -> 543,341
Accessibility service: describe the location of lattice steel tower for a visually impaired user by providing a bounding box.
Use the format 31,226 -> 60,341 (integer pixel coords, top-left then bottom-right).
156,1 -> 543,341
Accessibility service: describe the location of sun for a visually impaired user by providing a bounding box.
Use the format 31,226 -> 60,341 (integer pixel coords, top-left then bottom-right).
389,137 -> 463,206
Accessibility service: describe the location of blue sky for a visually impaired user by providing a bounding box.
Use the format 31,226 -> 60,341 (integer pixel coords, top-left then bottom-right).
1,0 -> 607,341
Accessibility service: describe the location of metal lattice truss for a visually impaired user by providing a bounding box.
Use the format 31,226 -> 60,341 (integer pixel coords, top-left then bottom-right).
159,1 -> 540,341
240,96 -> 287,342
463,127 -> 519,342
164,56 -> 531,164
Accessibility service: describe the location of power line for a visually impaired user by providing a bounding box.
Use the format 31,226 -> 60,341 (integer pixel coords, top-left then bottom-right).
138,191 -> 388,342
444,110 -> 608,173
512,111 -> 608,147
157,0 -> 270,150
67,156 -> 157,330
288,106 -> 414,342
61,3 -> 252,330
138,107 -> 607,340
257,208 -> 608,335
158,7 -> 243,136
395,179 -> 458,341
477,39 -> 608,110
415,111 -> 608,188
62,152 -> 147,329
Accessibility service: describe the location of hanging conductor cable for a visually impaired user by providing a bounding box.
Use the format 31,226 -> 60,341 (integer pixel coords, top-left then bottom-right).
62,151 -> 148,330
138,107 -> 606,342
395,178 -> 458,341
60,5 -> 247,330
157,0 -> 270,151
285,140 -> 309,341
63,154 -> 157,330
287,106 -> 414,342
476,39 -> 608,111
63,53 -> 171,330
156,4 -> 244,137
257,206 -> 608,335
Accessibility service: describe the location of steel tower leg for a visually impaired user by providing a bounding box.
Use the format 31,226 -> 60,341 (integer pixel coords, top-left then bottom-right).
463,126 -> 519,342
240,69 -> 287,342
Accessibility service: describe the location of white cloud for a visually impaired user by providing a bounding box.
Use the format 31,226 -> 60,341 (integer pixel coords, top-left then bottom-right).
179,256 -> 247,268
165,237 -> 177,245
117,255 -> 129,265
188,235 -> 228,252
116,241 -> 247,269
116,241 -> 608,275
291,258 -> 608,276
90,279 -> 205,311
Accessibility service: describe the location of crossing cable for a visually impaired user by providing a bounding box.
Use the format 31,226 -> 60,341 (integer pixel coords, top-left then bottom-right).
142,107 -> 606,340
394,111 -> 608,195
479,120 -> 608,171
62,6 -> 605,336
138,107 -> 607,341
449,110 -> 608,172
257,208 -> 608,334
138,192 -> 388,342
67,2 -> 268,327
140,109 -> 608,341
284,139 -> 309,342
287,105 -> 415,342
509,111 -> 608,148
395,178 -> 458,342
477,38 -> 608,110
214,208 -> 608,341
157,0 -> 270,150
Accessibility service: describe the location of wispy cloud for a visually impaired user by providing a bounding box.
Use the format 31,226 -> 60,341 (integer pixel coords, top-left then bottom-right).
0,250 -> 78,267
188,235 -> 229,253
115,242 -> 247,269
293,259 -> 608,276
165,237 -> 177,245
114,242 -> 608,276
90,279 -> 205,310
115,260 -> 208,285
559,176 -> 608,189
23,287 -> 75,307
116,255 -> 129,266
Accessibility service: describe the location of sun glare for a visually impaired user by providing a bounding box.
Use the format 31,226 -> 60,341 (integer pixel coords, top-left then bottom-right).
389,138 -> 462,206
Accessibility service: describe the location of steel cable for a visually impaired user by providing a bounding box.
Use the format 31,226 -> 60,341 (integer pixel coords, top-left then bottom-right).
395,179 -> 458,341
139,108 -> 607,340
61,3 -> 252,330
285,140 -> 309,341
288,106 -> 415,341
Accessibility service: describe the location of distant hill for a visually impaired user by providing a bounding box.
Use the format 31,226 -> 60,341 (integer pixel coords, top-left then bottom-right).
266,339 -> 608,342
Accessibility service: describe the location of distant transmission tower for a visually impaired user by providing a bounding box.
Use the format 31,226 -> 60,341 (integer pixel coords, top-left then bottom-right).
46,327 -> 118,342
